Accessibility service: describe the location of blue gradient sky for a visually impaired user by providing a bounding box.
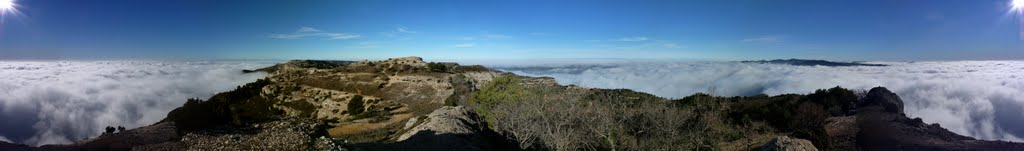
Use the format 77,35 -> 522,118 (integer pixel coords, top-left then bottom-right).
1,0 -> 1023,61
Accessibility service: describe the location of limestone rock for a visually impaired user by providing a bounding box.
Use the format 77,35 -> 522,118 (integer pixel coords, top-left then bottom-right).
395,106 -> 490,151
398,106 -> 480,141
762,136 -> 819,151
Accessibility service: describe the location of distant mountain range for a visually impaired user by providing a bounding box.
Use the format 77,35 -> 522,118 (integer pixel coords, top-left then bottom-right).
4,56 -> 1022,151
741,59 -> 888,67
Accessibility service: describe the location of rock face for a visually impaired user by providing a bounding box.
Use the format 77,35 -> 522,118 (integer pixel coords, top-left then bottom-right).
842,86 -> 1024,151
824,116 -> 858,150
761,136 -> 818,151
857,87 -> 904,114
397,106 -> 479,141
393,106 -> 493,151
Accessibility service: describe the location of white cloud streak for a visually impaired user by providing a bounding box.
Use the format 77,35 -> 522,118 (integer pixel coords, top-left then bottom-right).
0,61 -> 276,146
481,34 -> 511,39
453,43 -> 475,48
270,27 -> 360,40
395,26 -> 417,34
496,60 -> 1024,142
618,37 -> 649,42
349,41 -> 382,49
297,27 -> 321,32
461,33 -> 512,41
742,35 -> 786,43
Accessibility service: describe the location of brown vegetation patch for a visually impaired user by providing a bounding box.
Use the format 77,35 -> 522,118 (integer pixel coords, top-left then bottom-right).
328,113 -> 414,142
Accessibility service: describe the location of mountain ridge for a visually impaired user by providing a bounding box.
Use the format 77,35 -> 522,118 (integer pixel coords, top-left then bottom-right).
740,59 -> 888,67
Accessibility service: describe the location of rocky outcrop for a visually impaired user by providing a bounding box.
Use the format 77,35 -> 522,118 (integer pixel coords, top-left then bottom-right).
390,106 -> 499,151
761,136 -> 818,151
397,106 -> 480,141
175,118 -> 344,150
857,87 -> 904,114
344,106 -> 515,151
824,116 -> 858,150
838,86 -> 1024,151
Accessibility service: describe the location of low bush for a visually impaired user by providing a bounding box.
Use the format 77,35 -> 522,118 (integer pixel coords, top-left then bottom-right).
348,95 -> 365,115
469,74 -> 528,124
163,78 -> 282,133
427,62 -> 449,73
806,86 -> 859,116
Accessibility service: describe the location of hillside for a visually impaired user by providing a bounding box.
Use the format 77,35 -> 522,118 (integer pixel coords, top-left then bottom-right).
4,56 -> 1023,151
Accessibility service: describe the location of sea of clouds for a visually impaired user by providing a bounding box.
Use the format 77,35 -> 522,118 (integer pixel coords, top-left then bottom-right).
494,60 -> 1024,142
0,60 -> 276,146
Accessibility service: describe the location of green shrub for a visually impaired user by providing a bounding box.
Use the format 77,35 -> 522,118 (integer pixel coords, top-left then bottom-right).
348,95 -> 365,115
427,62 -> 448,73
469,74 -> 527,123
806,86 -> 858,116
283,99 -> 316,117
455,65 -> 491,72
163,78 -> 281,134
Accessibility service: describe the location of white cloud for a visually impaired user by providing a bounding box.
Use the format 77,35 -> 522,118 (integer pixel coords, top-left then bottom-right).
328,34 -> 361,39
270,27 -> 360,40
495,60 -> 1024,142
663,43 -> 682,48
0,61 -> 275,146
0,135 -> 10,143
297,27 -> 321,33
349,41 -> 382,49
395,26 -> 417,34
618,37 -> 649,42
453,43 -> 475,48
742,35 -> 786,43
461,33 -> 512,41
481,34 -> 511,39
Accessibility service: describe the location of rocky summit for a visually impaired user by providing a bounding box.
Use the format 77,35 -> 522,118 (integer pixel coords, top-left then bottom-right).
4,57 -> 1024,151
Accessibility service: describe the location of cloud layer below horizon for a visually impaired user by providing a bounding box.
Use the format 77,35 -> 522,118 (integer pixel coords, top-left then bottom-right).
496,61 -> 1024,142
0,61 -> 275,146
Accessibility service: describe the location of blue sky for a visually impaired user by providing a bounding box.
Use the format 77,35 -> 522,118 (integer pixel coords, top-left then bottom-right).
1,0 -> 1023,61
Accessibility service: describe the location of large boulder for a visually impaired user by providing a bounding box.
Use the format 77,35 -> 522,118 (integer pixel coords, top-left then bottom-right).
857,87 -> 904,114
394,106 -> 496,151
397,106 -> 481,141
825,116 -> 859,151
762,136 -> 819,151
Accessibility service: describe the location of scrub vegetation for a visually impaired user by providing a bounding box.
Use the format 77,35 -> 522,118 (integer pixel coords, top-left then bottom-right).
470,74 -> 859,150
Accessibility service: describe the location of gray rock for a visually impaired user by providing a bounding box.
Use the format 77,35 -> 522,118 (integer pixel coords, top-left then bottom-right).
762,136 -> 819,151
857,87 -> 904,114
395,106 -> 489,151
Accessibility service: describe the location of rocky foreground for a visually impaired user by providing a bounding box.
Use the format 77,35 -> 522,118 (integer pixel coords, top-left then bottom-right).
2,56 -> 1023,150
